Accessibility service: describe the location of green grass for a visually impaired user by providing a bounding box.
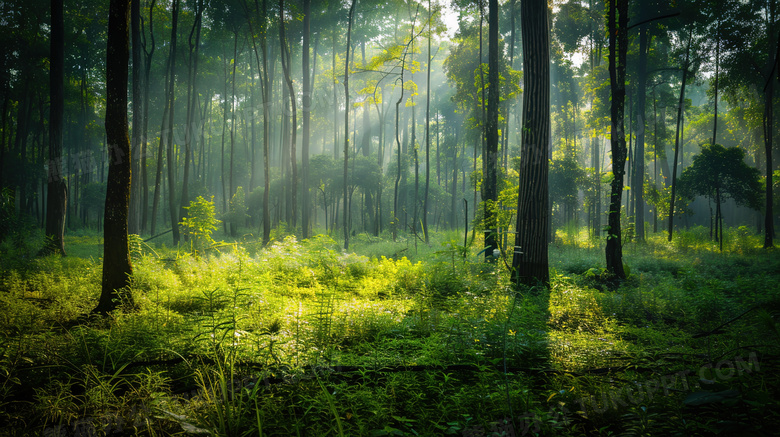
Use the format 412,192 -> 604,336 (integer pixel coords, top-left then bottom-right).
0,226 -> 777,435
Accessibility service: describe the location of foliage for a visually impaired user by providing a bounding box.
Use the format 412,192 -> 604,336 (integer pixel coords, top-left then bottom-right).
549,156 -> 586,214
678,144 -> 763,211
180,196 -> 221,255
225,187 -> 249,232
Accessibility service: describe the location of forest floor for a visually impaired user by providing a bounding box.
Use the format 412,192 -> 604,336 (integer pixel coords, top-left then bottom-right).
0,226 -> 778,436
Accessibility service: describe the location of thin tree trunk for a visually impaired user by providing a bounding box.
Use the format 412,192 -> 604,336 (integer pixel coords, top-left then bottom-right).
279,0 -> 297,228
128,0 -> 142,234
140,0 -> 156,232
712,19 -> 720,145
634,25 -> 648,242
228,30 -> 238,237
43,0 -> 67,255
166,0 -> 180,244
763,74 -> 775,248
179,0 -> 203,237
668,31 -> 691,242
342,0 -> 357,250
302,0 -> 311,238
422,0 -> 432,243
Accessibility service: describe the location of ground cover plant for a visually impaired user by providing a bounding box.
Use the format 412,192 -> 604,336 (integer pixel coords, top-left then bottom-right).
0,226 -> 778,436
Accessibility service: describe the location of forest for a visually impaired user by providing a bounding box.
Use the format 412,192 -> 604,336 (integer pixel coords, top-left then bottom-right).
0,0 -> 778,435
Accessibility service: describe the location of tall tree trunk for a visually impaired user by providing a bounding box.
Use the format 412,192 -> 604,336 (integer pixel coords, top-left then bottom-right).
228,30 -> 238,237
484,0 -> 499,260
422,0 -> 432,243
342,0 -> 357,250
333,31 -> 339,160
140,0 -> 156,232
605,0 -> 628,279
166,0 -> 180,244
96,0 -> 133,314
150,90 -> 168,236
451,128 -> 459,229
634,25 -> 648,242
128,0 -> 142,235
279,0 -> 297,228
43,0 -> 67,256
179,0 -> 203,237
763,74 -> 775,248
302,0 -> 311,238
512,0 -> 550,286
668,31 -> 691,242
712,19 -> 720,146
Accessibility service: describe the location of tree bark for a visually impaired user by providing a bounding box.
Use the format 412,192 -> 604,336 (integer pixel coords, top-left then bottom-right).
763,75 -> 775,248
128,0 -> 142,235
96,0 -> 133,314
422,0 -> 432,243
179,0 -> 203,238
279,0 -> 297,228
302,0 -> 311,238
342,0 -> 357,250
166,0 -> 180,244
604,0 -> 628,279
633,25 -> 648,242
512,0 -> 550,286
484,0 -> 499,260
140,0 -> 156,232
668,32 -> 691,242
43,0 -> 67,256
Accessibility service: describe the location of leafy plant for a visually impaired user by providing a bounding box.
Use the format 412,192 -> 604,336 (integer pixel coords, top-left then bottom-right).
180,196 -> 221,256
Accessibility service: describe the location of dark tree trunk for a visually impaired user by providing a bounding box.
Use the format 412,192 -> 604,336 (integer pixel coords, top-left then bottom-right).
605,0 -> 628,279
712,19 -> 720,146
484,0 -> 499,260
128,0 -> 142,235
668,32 -> 691,242
634,26 -> 648,242
511,0 -> 550,286
279,0 -> 297,228
165,0 -> 180,244
422,0 -> 432,243
302,0 -> 311,238
140,0 -> 156,232
228,31 -> 238,237
260,0 -> 271,245
343,0 -> 356,250
179,0 -> 203,237
96,0 -> 133,314
763,75 -> 775,248
43,0 -> 67,256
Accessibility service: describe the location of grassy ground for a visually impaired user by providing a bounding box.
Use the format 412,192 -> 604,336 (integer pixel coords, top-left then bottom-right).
0,226 -> 778,436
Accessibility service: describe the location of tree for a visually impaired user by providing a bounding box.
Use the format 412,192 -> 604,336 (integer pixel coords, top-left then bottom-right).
180,196 -> 221,255
128,0 -> 142,235
302,0 -> 311,238
343,0 -> 357,250
604,0 -> 628,279
166,0 -> 181,244
95,0 -> 133,314
718,0 -> 778,248
511,0 -> 550,286
484,0 -> 498,260
279,0 -> 297,229
423,0 -> 433,243
678,144 -> 762,251
42,0 -> 67,256
668,31 -> 693,241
